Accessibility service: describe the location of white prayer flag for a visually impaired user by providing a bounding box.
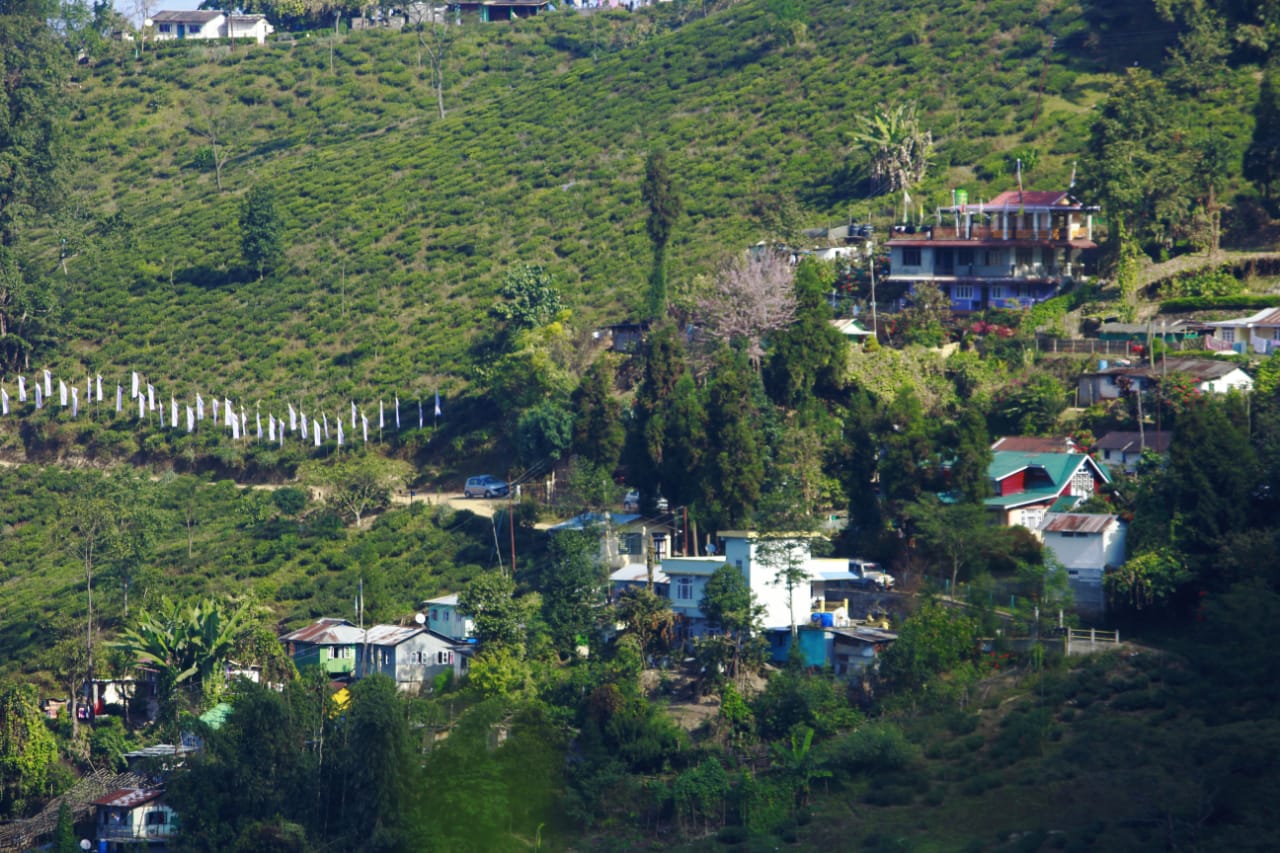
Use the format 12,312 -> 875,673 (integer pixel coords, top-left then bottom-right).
2,388 -> 8,415
159,404 -> 164,429
17,376 -> 25,402
395,397 -> 400,429
43,370 -> 51,398
379,400 -> 384,430
289,404 -> 297,433
196,394 -> 204,421
268,414 -> 276,443
313,426 -> 320,447
171,397 -> 178,429
86,375 -> 91,405
131,371 -> 139,399
323,413 -> 329,440
337,419 -> 344,447
187,406 -> 194,433
300,413 -> 308,440
34,384 -> 42,409
147,384 -> 155,412
362,414 -> 368,443
419,400 -> 424,430
351,401 -> 357,429
278,417 -> 284,447
71,387 -> 78,418
256,412 -> 262,441
116,384 -> 122,413
58,379 -> 67,407
240,409 -> 246,439
212,398 -> 220,424
225,398 -> 234,427
231,414 -> 240,441
96,374 -> 103,403
137,392 -> 144,420
435,391 -> 442,418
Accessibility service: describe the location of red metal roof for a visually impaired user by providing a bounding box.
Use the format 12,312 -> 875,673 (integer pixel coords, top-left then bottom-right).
986,190 -> 1075,208
991,436 -> 1081,454
93,788 -> 163,809
1042,513 -> 1117,534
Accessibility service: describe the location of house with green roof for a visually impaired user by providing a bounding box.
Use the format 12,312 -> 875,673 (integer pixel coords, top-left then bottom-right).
984,451 -> 1110,530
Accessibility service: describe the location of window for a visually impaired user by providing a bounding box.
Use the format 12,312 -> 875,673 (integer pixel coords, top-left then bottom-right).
1016,247 -> 1034,267
429,609 -> 437,620
901,247 -> 921,266
145,811 -> 167,827
623,533 -> 643,555
984,249 -> 1003,266
1220,328 -> 1235,343
953,285 -> 974,300
675,576 -> 694,601
159,24 -> 172,33
1070,467 -> 1095,497
436,650 -> 453,665
957,248 -> 974,265
442,611 -> 450,622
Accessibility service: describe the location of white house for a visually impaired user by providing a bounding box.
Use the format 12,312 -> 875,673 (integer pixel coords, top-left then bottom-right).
1040,512 -> 1126,615
1205,307 -> 1280,354
1077,357 -> 1253,405
1094,430 -> 1172,474
150,11 -> 274,45
662,531 -> 818,638
358,625 -> 468,691
423,593 -> 474,642
94,788 -> 177,851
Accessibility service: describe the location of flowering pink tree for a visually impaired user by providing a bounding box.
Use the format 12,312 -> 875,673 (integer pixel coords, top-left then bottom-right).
698,250 -> 797,368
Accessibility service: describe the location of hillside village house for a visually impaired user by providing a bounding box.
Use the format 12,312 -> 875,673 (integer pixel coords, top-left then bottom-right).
150,10 -> 274,44
887,189 -> 1097,313
662,531 -> 817,638
423,593 -> 475,641
1076,357 -> 1253,405
984,450 -> 1111,530
1204,307 -> 1280,354
550,511 -> 677,598
1039,512 -> 1127,616
93,787 -> 176,851
1094,430 -> 1172,474
281,618 -> 467,690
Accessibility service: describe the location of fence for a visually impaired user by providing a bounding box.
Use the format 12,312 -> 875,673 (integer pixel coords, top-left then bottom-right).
1064,627 -> 1121,656
1035,336 -> 1213,355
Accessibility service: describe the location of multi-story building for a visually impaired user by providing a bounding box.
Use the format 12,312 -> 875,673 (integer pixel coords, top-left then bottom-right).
887,189 -> 1097,313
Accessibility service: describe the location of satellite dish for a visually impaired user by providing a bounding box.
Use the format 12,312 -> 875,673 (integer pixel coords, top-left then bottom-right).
414,612 -> 426,625
80,842 -> 92,852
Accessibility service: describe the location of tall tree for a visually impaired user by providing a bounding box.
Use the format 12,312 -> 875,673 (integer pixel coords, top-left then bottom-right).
409,4 -> 453,119
698,249 -> 797,369
641,149 -> 682,319
539,528 -> 606,656
764,258 -> 846,409
458,571 -> 525,652
239,184 -> 284,279
623,326 -> 687,511
948,406 -> 992,504
657,370 -> 706,516
572,358 -> 624,469
700,346 -> 767,529
1245,64 -> 1280,211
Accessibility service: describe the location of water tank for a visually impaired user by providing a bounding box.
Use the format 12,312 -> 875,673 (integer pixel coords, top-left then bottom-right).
820,612 -> 835,628
1099,359 -> 1108,370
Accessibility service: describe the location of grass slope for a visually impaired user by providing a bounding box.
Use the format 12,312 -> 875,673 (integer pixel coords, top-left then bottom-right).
48,0 -> 1172,406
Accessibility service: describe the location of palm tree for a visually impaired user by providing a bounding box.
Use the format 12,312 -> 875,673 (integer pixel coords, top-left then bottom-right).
849,102 -> 934,196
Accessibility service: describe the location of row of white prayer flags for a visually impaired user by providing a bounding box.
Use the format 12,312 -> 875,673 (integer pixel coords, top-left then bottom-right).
0,372 -> 443,446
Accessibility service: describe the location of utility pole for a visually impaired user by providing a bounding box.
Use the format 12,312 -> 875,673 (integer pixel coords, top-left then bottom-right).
866,239 -> 878,340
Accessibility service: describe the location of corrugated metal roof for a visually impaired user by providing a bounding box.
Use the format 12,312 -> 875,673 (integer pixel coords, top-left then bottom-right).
1042,513 -> 1117,534
1095,430 -> 1172,453
986,190 -> 1074,208
991,436 -> 1080,454
152,10 -> 222,22
423,593 -> 460,606
280,618 -> 359,645
610,565 -> 671,585
363,625 -> 424,646
1089,357 -> 1246,382
93,788 -> 163,809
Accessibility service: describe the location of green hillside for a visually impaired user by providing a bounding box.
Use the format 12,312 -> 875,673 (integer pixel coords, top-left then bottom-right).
50,0 -> 1173,402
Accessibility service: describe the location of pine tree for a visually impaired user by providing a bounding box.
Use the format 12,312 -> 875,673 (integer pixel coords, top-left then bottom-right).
641,149 -> 682,320
1245,65 -> 1280,211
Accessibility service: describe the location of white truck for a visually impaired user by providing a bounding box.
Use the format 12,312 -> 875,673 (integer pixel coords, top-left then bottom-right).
849,559 -> 895,590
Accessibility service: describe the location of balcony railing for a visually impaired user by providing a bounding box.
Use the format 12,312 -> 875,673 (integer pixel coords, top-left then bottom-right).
98,824 -> 174,842
890,225 -> 1082,241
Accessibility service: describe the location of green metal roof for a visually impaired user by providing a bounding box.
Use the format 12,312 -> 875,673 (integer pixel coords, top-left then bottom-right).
985,486 -> 1062,508
987,451 -> 1109,486
1049,495 -> 1080,513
